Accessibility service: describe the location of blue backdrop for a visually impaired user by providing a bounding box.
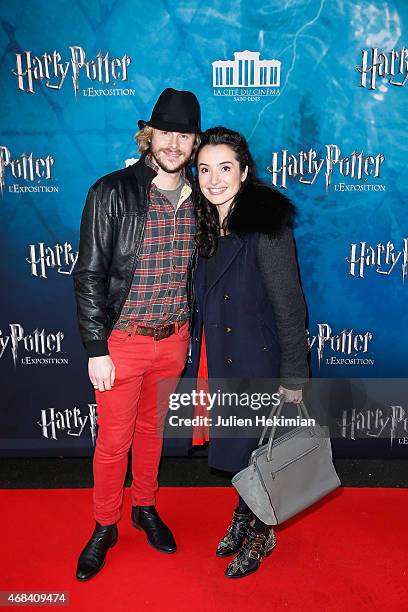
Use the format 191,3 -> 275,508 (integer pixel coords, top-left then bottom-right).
1,0 -> 407,456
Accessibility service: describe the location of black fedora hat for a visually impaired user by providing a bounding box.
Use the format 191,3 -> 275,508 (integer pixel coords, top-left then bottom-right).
138,88 -> 201,134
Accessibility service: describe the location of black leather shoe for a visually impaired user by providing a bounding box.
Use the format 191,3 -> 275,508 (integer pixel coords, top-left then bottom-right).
76,522 -> 118,581
216,509 -> 251,557
131,506 -> 176,553
224,525 -> 276,579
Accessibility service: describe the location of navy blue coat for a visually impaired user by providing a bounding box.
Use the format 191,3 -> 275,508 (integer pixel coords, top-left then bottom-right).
189,233 -> 281,380
166,183 -> 309,471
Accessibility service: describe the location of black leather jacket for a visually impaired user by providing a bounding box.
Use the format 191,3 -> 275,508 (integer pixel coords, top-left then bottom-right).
73,154 -> 196,358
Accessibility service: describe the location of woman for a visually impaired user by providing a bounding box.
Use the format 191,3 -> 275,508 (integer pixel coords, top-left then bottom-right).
185,127 -> 309,578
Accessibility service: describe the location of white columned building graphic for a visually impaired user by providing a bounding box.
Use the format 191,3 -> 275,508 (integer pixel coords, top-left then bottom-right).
212,50 -> 281,87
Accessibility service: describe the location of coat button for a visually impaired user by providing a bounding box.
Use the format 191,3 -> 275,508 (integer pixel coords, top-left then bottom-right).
226,357 -> 233,364
195,337 -> 199,342
225,327 -> 232,333
195,308 -> 199,313
223,294 -> 230,301
263,346 -> 268,351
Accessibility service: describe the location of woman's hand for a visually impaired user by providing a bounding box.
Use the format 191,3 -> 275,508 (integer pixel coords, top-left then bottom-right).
278,386 -> 302,404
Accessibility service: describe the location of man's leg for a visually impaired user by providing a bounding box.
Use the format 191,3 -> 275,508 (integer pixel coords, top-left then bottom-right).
93,331 -> 153,525
130,324 -> 189,551
76,330 -> 153,580
131,324 -> 189,505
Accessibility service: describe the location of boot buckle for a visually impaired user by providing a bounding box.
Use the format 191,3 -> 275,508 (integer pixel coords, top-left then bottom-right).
249,550 -> 260,560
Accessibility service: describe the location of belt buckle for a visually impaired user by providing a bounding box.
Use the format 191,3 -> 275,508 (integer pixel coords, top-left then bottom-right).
124,322 -> 134,336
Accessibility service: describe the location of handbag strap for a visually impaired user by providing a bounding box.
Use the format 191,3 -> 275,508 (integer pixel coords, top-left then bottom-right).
258,394 -> 311,448
258,393 -> 285,447
256,391 -> 313,462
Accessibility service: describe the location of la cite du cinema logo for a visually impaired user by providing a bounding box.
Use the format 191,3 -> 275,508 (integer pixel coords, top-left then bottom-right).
212,50 -> 281,99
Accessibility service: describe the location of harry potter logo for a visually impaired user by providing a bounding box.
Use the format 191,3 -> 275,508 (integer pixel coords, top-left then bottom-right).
0,146 -> 55,195
268,145 -> 385,191
347,239 -> 408,283
308,324 -> 374,367
12,46 -> 132,95
339,406 -> 408,447
27,242 -> 78,279
357,47 -> 408,90
0,324 -> 64,367
38,405 -> 97,444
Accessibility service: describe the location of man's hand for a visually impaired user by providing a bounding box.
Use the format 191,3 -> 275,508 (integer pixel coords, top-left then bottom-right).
278,386 -> 302,404
88,355 -> 115,392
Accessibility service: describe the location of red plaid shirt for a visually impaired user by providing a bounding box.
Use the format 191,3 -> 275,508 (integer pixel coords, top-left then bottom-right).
114,155 -> 196,328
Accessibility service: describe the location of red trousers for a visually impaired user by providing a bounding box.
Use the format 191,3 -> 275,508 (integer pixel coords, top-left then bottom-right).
93,324 -> 190,525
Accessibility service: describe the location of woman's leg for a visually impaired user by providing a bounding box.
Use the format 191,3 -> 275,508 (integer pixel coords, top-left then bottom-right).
224,511 -> 277,579
216,490 -> 252,557
236,494 -> 251,514
222,489 -> 277,578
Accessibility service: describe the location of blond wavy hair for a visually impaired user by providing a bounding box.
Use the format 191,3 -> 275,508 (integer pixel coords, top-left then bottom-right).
135,126 -> 201,163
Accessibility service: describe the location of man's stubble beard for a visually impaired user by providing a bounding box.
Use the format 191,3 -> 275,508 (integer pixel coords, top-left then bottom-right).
150,145 -> 190,174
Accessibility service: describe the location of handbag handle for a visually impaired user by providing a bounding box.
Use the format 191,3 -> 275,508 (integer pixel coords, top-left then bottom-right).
258,393 -> 311,446
257,392 -> 312,462
258,393 -> 285,447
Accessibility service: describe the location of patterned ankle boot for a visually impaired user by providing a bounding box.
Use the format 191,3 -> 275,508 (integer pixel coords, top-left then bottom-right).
224,524 -> 277,578
216,509 -> 252,557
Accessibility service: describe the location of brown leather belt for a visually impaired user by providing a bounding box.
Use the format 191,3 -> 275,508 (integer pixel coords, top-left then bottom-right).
121,319 -> 188,341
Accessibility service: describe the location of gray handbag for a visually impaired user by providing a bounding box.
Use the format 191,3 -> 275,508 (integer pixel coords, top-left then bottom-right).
232,394 -> 341,525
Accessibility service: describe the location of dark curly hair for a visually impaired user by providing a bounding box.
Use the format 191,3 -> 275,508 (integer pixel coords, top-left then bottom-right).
194,126 -> 264,257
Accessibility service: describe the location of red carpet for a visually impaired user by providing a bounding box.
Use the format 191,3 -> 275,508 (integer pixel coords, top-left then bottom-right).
1,487 -> 407,611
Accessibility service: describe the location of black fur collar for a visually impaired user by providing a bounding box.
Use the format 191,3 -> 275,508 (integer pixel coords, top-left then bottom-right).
227,182 -> 295,237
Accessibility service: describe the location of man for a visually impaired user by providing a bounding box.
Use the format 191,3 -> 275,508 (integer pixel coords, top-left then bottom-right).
73,88 -> 201,581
